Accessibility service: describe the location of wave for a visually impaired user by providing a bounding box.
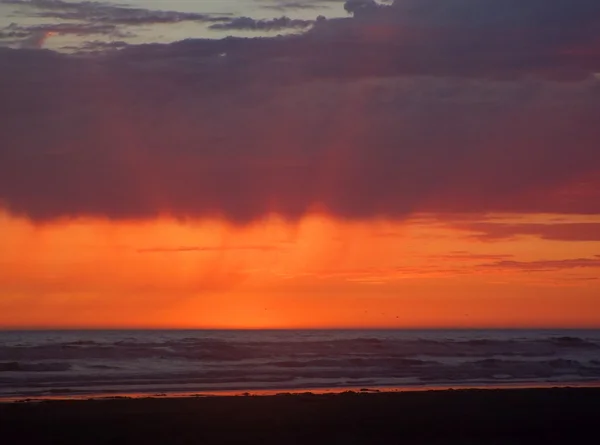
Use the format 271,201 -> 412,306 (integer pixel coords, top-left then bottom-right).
1,331 -> 599,398
2,356 -> 599,382
0,361 -> 71,372
550,336 -> 598,348
270,358 -> 432,368
1,335 -> 598,363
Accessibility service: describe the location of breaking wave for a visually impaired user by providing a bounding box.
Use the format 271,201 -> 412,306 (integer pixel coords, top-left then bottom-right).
0,361 -> 71,372
1,330 -> 599,398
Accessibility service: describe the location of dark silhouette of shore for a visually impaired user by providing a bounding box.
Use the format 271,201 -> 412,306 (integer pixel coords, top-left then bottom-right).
2,387 -> 599,444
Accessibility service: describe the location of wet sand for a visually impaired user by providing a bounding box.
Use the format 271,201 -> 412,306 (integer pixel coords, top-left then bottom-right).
1,387 -> 599,444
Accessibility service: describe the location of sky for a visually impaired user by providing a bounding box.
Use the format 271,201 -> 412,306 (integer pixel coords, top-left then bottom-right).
1,0 -> 600,329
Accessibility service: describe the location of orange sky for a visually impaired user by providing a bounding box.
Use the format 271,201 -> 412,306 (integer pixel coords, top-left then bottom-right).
1,210 -> 599,329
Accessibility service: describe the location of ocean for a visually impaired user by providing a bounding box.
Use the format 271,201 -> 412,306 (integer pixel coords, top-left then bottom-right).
1,329 -> 600,399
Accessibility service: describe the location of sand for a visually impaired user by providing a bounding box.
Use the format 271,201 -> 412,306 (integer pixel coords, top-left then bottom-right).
1,387 -> 599,444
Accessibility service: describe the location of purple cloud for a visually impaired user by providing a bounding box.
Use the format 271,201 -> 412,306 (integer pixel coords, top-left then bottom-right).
1,0 -> 600,223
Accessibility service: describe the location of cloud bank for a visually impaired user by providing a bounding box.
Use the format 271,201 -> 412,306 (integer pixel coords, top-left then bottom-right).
0,0 -> 231,49
0,0 -> 227,25
209,16 -> 314,32
1,0 -> 600,223
454,222 -> 600,242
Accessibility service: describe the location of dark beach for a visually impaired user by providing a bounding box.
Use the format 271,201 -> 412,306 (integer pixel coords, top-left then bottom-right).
2,387 -> 599,444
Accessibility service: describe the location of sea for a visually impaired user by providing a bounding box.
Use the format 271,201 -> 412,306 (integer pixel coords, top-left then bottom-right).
2,329 -> 600,400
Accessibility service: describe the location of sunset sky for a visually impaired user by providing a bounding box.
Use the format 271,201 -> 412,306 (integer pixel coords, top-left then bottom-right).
1,0 -> 600,329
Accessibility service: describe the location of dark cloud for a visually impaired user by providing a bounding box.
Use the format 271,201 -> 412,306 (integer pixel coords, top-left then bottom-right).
0,0 -> 228,25
343,0 -> 600,30
261,1 -> 332,12
305,254 -> 600,282
137,246 -> 282,254
209,16 -> 314,32
0,0 -> 231,50
302,0 -> 600,81
429,252 -> 515,261
0,22 -> 131,48
1,0 -> 600,223
0,26 -> 48,49
9,22 -> 120,36
344,0 -> 384,16
477,258 -> 600,273
75,40 -> 130,53
453,222 -> 600,242
0,0 -> 228,35
1,43 -> 600,222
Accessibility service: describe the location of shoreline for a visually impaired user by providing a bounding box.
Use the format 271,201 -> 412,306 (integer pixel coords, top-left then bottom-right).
3,379 -> 600,403
2,386 -> 600,444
